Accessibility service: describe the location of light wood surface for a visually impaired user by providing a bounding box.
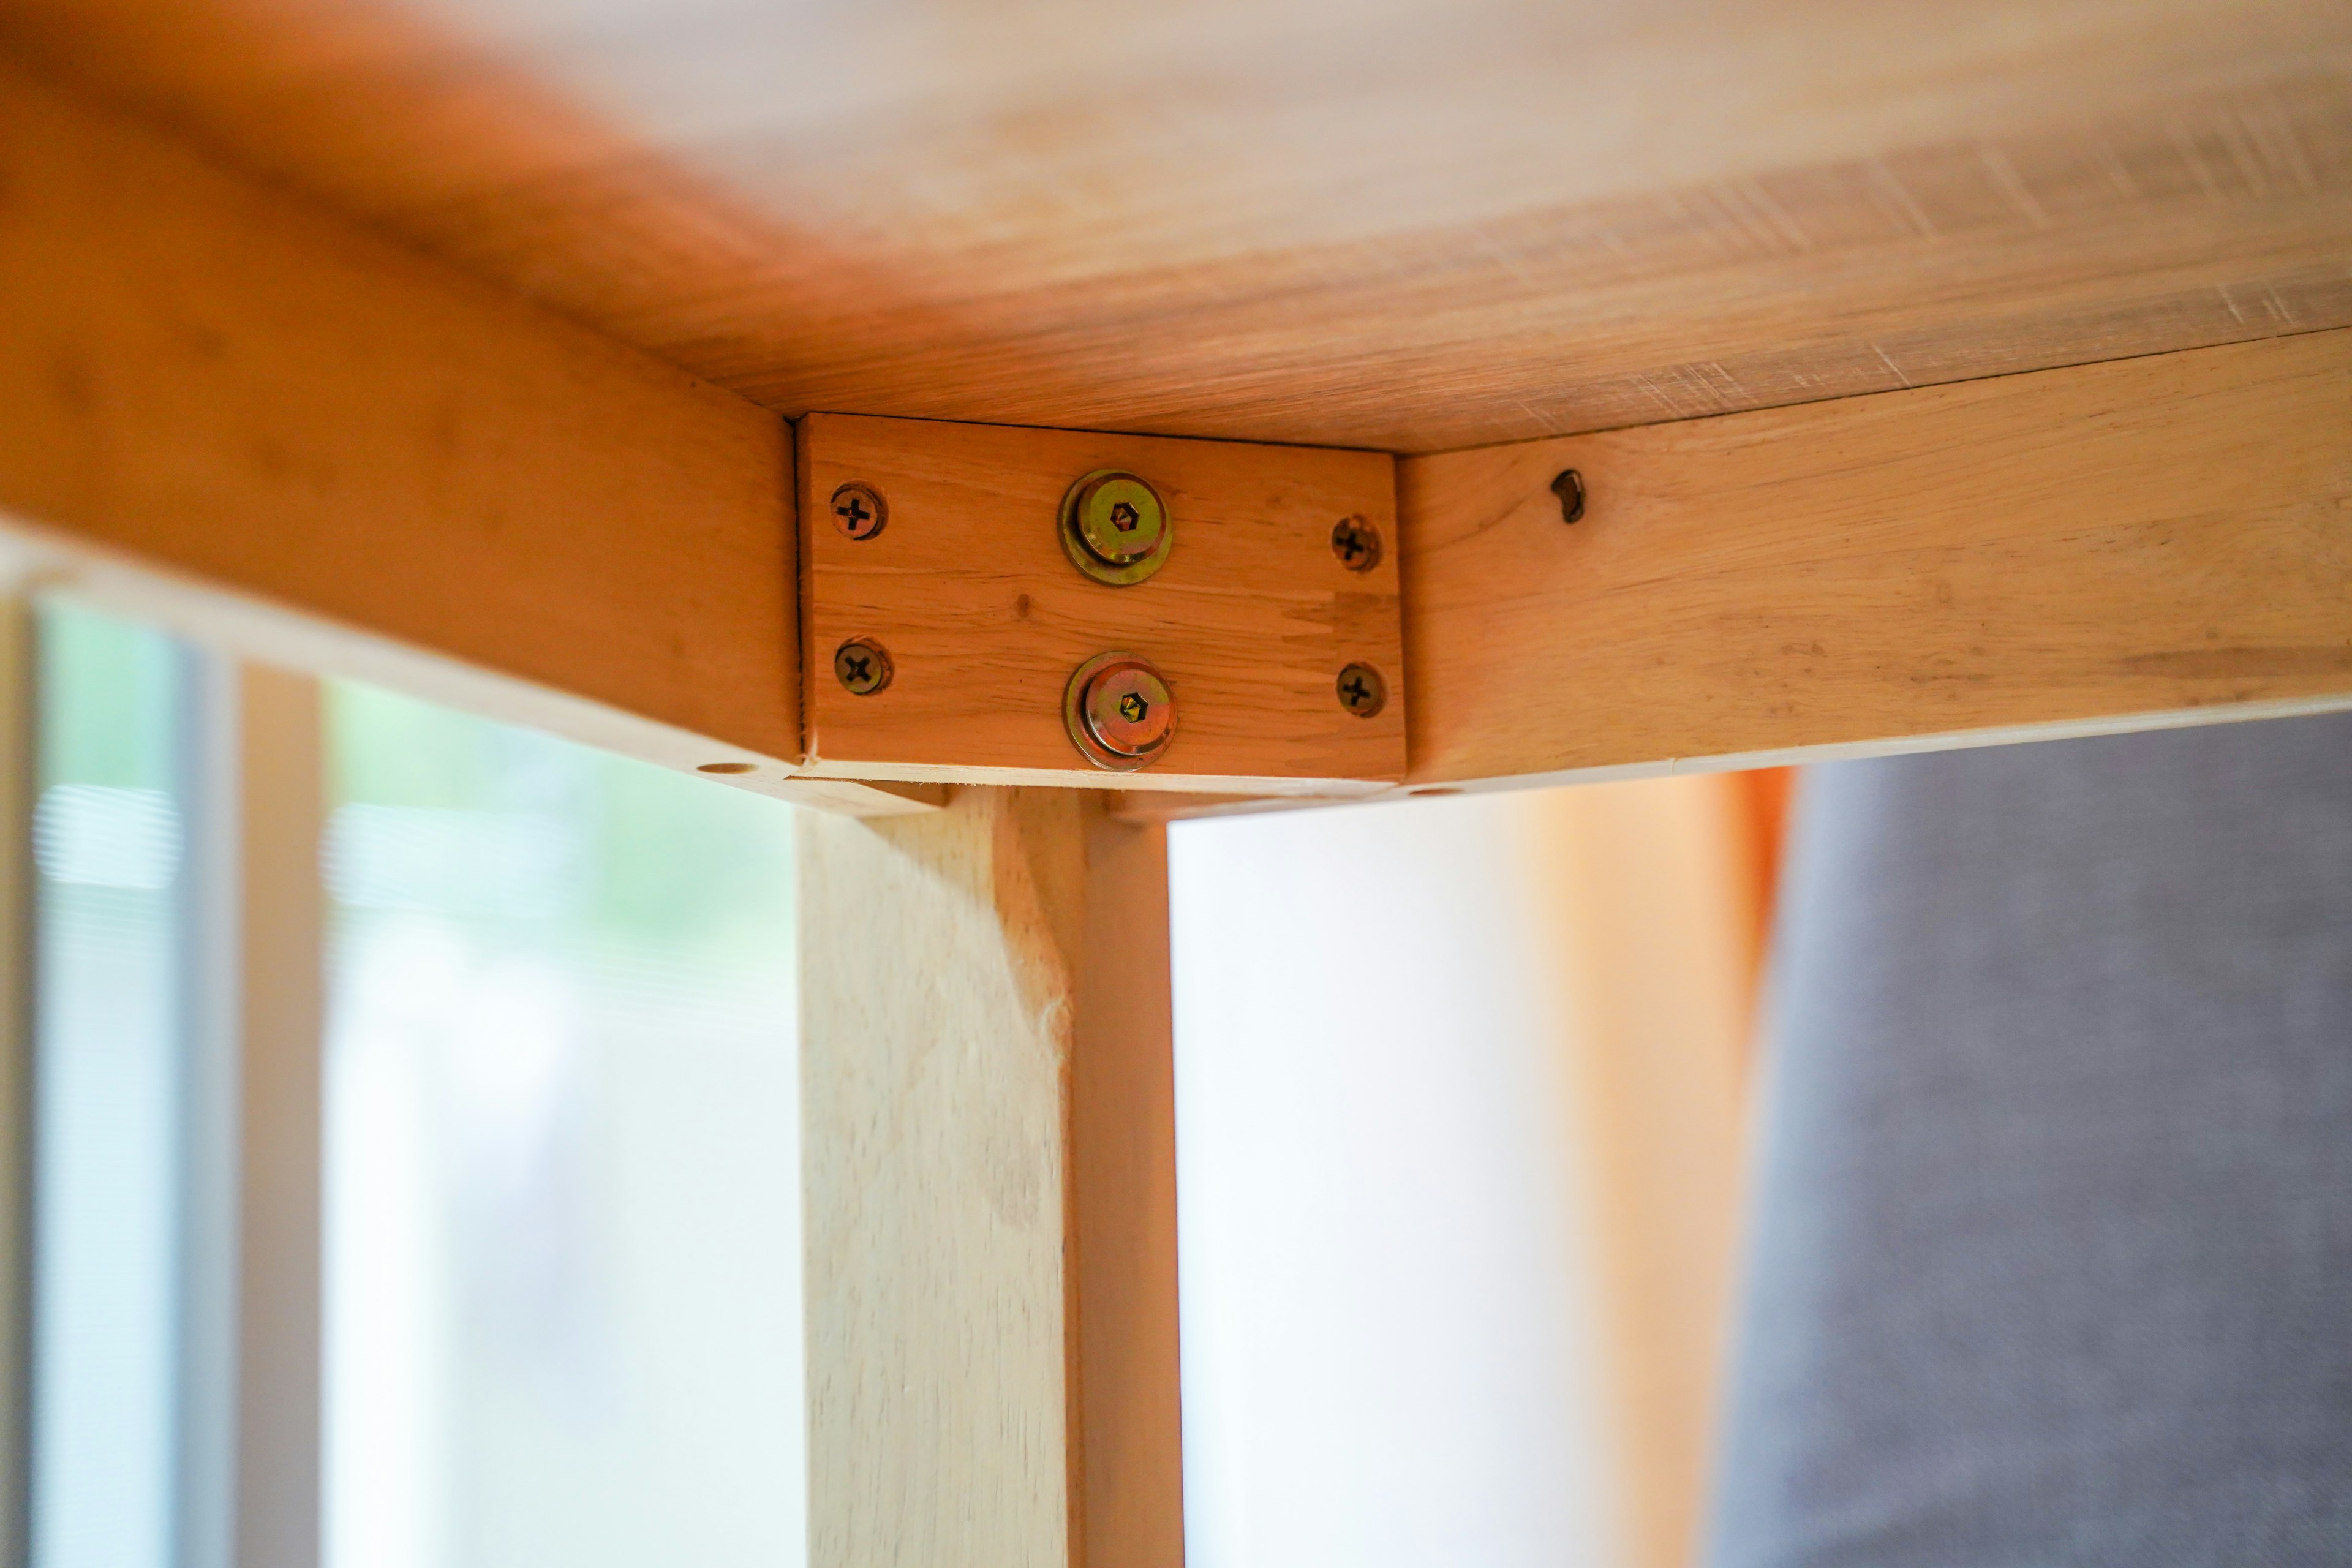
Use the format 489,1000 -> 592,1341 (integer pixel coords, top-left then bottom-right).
0,58 -> 813,788
798,788 -> 1085,1568
1531,777 -> 1758,1568
4,0 -> 2343,452
800,415 -> 1403,792
1071,813 -> 1183,1568
230,664 -> 325,1568
800,790 -> 1191,1568
1403,330 -> 2352,790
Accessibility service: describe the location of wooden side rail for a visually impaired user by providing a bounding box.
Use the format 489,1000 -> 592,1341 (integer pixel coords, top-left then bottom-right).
1401,330 -> 2352,791
0,58 -> 814,789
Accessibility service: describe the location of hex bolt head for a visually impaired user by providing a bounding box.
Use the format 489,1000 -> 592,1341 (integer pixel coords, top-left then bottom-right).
1059,470 -> 1173,585
1077,477 -> 1163,564
1063,652 -> 1176,770
1550,469 -> 1586,525
833,636 -> 894,695
1336,662 -> 1387,718
831,481 -> 888,540
1330,515 -> 1383,572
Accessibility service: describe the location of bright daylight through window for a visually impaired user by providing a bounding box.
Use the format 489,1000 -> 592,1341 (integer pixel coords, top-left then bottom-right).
24,603 -> 809,1568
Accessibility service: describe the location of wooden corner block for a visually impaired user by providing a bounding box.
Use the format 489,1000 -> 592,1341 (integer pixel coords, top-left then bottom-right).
796,413 -> 1404,793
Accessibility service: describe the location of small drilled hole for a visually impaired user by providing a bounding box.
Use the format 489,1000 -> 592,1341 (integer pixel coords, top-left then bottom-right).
1550,469 -> 1586,524
698,762 -> 758,775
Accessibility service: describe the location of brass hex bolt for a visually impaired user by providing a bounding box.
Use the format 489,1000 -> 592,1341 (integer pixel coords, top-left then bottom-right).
834,636 -> 893,695
1059,470 -> 1172,585
1063,652 -> 1176,770
831,481 -> 888,540
1330,515 -> 1382,571
1336,662 -> 1387,718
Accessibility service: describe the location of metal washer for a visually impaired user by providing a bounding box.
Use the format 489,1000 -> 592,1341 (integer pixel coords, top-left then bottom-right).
1058,469 -> 1174,586
1063,651 -> 1177,771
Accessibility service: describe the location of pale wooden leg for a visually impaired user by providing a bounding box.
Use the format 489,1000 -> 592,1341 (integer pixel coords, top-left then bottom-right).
1072,813 -> 1183,1568
230,664 -> 325,1568
1532,776 -> 1758,1568
800,788 -> 1189,1568
799,787 -> 1087,1568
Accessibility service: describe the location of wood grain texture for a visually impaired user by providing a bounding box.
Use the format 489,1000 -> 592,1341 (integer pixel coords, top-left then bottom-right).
0,58 -> 808,782
2,0 -> 2345,451
799,415 -> 1403,791
1071,813 -> 1183,1568
1403,330 -> 2352,788
799,787 -> 1084,1568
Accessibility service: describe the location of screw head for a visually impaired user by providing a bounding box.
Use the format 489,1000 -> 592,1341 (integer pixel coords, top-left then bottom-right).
1330,515 -> 1383,572
1336,662 -> 1387,718
834,636 -> 893,695
831,481 -> 888,540
1064,652 -> 1176,770
1059,470 -> 1172,585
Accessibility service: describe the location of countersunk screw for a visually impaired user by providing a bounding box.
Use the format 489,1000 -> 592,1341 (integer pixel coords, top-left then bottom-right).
1336,662 -> 1387,718
1330,515 -> 1383,572
831,481 -> 888,540
1550,469 -> 1585,525
834,636 -> 893,695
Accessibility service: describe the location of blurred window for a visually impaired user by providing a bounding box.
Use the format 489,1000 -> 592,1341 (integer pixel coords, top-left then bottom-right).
320,682 -> 805,1568
1170,795 -> 1623,1568
29,605 -> 200,1568
19,606 -> 807,1568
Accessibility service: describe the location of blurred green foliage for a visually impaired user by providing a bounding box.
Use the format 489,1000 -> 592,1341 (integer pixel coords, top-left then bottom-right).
327,681 -> 796,959
40,603 -> 178,789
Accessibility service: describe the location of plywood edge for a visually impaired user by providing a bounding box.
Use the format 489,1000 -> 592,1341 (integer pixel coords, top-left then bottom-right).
797,757 -> 1391,797
1413,692 -> 2352,797
0,514 -> 932,817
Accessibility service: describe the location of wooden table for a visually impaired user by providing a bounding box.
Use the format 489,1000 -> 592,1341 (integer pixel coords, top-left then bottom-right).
0,4 -> 2343,1562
